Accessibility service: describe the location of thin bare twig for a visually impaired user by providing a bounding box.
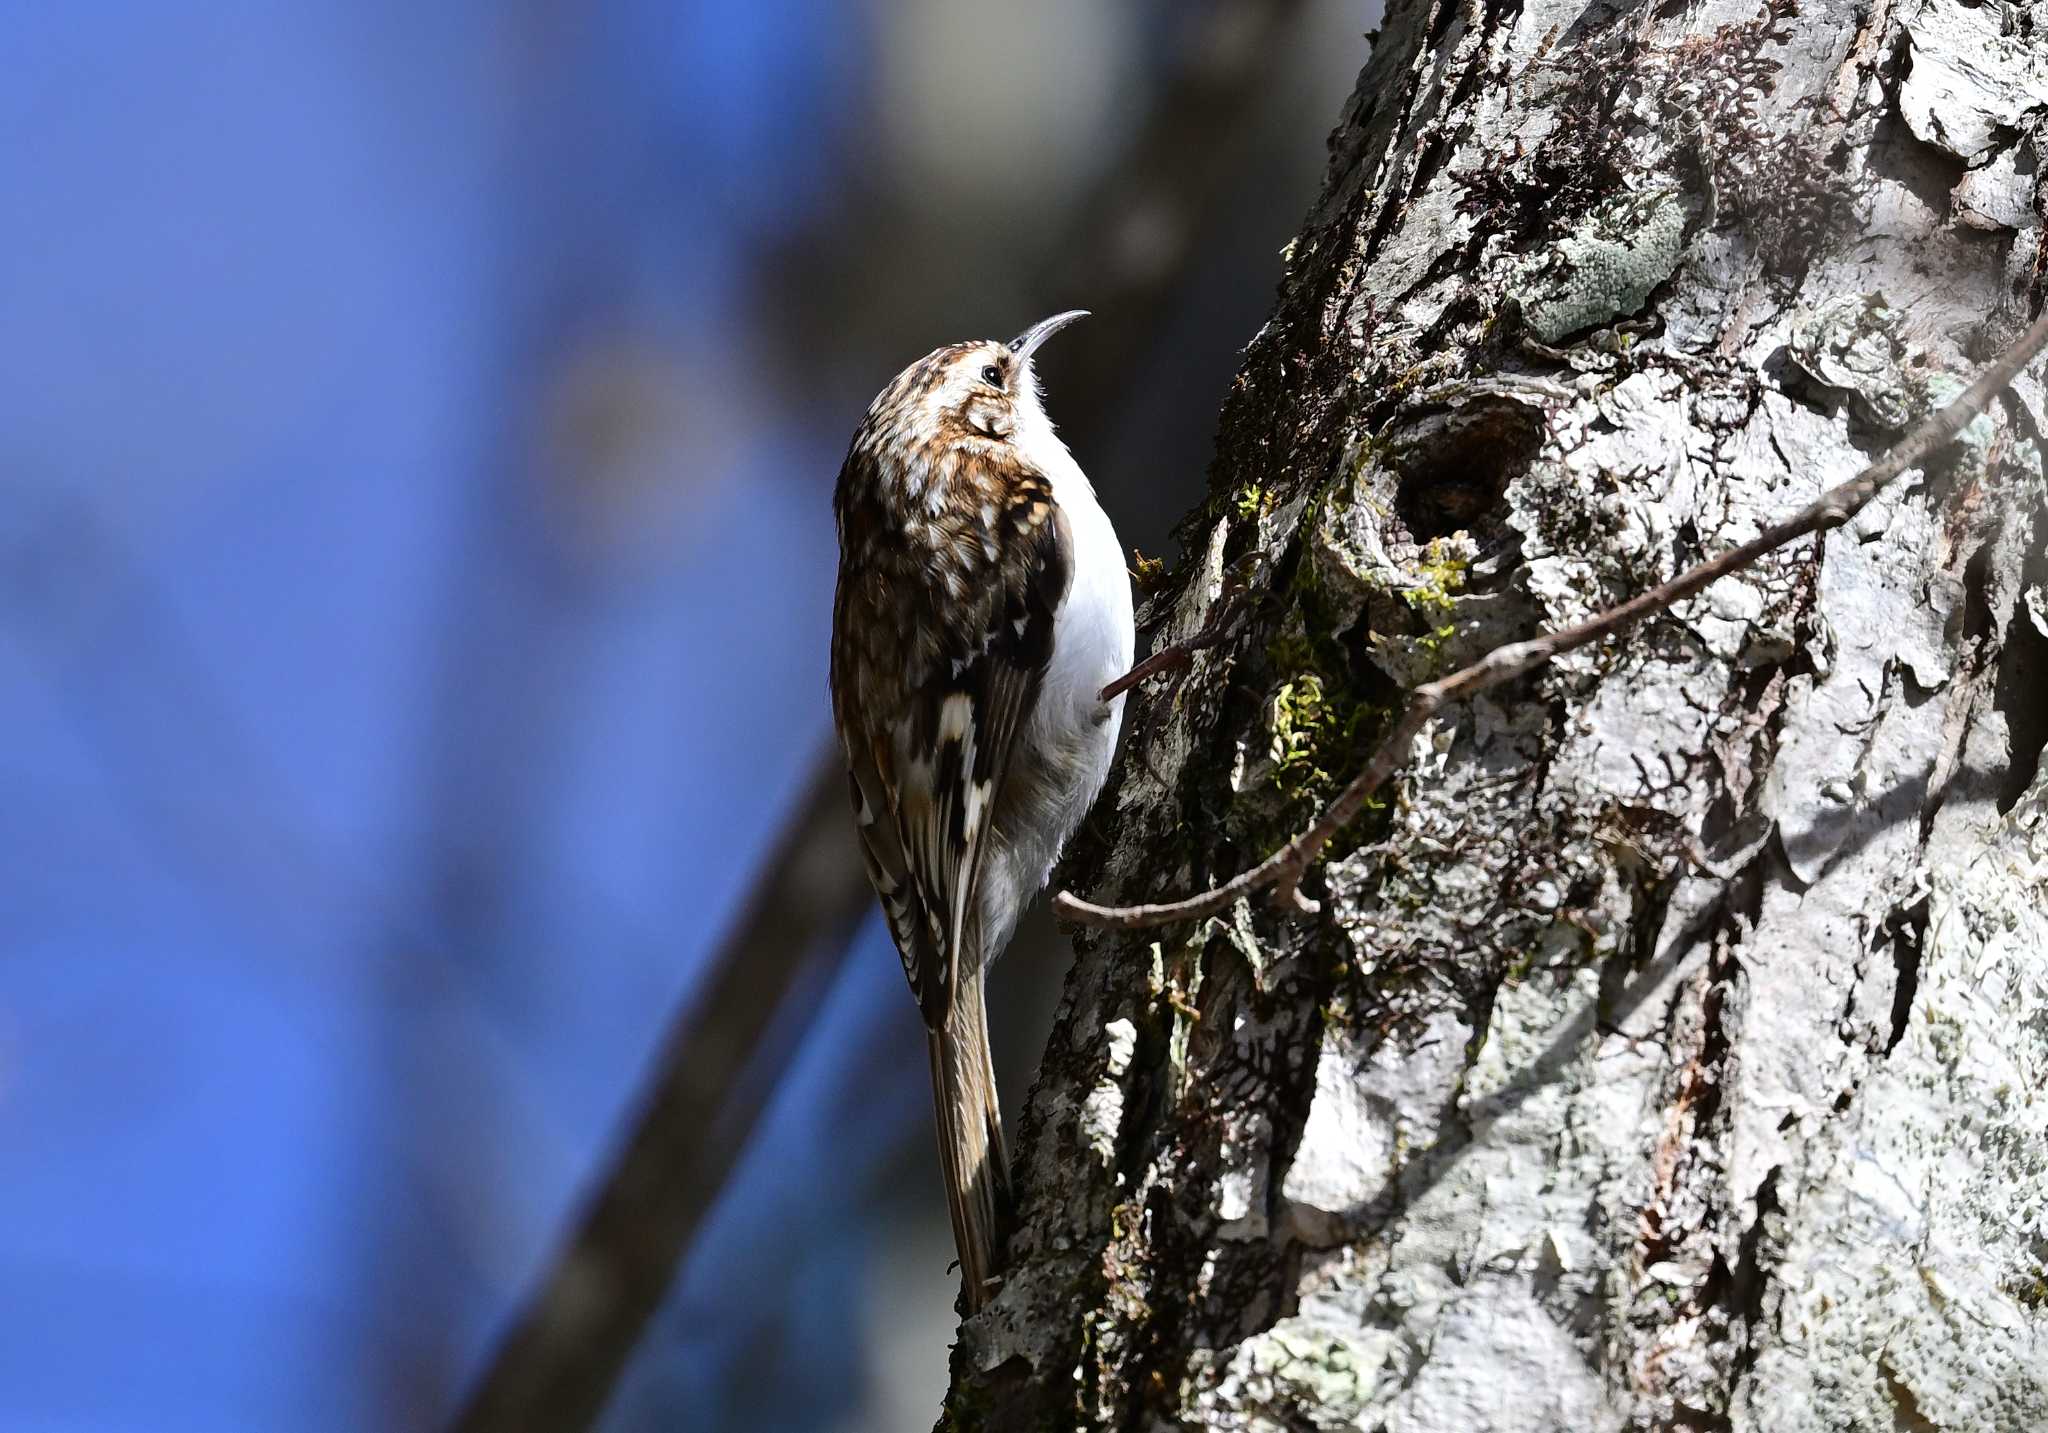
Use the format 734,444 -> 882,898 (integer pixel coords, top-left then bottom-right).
1104,569 -> 1253,701
1103,638 -> 1205,703
1054,307 -> 2048,930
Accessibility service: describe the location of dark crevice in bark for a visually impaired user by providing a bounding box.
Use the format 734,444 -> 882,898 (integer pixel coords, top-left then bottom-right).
1685,902 -> 1744,1153
1878,894 -> 1931,1056
1118,1183 -> 1203,1430
1120,1002 -> 1182,1182
1668,1400 -> 1732,1433
1390,394 -> 1548,543
1697,1166 -> 1782,1431
1601,867 -> 1680,1033
1557,0 -> 1642,56
1918,538 -> 1998,835
1884,110 -> 1972,228
1643,854 -> 1760,1246
1715,655 -> 1800,817
1055,917 -> 1338,1428
1418,0 -> 1458,58
1356,16 -> 1483,274
1699,869 -> 1769,1415
1765,822 -> 1812,896
1405,16 -> 1503,208
1403,226 -> 1488,316
1992,533 -> 2048,814
1881,1363 -> 1943,1433
1461,969 -> 1506,1096
1409,130 -> 1458,212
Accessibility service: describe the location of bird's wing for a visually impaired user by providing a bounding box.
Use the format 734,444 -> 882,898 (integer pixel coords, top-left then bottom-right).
834,469 -> 1072,1028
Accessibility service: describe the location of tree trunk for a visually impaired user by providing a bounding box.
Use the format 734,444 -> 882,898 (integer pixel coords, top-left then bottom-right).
946,1 -> 2048,1428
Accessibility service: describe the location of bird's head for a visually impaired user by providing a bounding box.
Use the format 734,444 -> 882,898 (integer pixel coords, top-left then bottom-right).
871,310 -> 1089,450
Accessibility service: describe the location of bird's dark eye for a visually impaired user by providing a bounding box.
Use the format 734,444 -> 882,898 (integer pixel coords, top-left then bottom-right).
980,364 -> 1003,387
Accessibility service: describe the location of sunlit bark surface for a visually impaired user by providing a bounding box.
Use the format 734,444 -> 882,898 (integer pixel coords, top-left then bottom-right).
945,1 -> 2048,1428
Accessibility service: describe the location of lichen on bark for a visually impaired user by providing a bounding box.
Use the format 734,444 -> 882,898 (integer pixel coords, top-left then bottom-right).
945,0 -> 2048,1428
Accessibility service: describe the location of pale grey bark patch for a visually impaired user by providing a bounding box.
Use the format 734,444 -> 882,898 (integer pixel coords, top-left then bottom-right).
1900,0 -> 2048,164
1742,771 -> 2048,1432
944,0 -> 2048,1427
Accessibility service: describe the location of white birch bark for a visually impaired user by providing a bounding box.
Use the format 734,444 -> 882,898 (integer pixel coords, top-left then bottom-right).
946,2 -> 2048,1429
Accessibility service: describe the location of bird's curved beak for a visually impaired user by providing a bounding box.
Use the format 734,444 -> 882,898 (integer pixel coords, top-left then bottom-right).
1008,309 -> 1089,366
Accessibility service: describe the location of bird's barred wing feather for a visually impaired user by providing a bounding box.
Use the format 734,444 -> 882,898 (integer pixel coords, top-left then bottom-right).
834,470 -> 1072,1029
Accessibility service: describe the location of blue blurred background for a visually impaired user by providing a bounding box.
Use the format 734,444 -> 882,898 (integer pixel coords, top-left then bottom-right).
0,4 -> 1370,1428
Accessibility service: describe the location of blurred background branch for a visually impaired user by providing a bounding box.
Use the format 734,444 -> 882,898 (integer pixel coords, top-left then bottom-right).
450,753 -> 871,1433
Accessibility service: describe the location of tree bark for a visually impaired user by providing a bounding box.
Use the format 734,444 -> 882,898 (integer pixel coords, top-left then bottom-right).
947,1 -> 2048,1429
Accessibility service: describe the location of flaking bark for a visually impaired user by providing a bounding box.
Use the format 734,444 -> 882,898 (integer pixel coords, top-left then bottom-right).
945,1 -> 2048,1429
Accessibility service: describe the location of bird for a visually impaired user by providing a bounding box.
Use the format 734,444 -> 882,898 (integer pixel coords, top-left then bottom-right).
829,311 -> 1135,1312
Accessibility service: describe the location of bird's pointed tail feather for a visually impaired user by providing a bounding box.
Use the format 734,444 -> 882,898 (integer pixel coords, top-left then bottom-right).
928,973 -> 1009,1312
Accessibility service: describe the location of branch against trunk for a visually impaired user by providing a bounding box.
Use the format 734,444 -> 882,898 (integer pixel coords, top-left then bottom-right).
948,1 -> 2048,1429
1057,299 -> 2048,929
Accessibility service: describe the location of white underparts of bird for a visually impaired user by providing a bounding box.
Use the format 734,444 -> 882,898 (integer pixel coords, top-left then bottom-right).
828,311 -> 1135,1312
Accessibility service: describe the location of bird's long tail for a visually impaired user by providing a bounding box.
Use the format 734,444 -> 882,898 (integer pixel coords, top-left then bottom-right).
928,969 -> 1010,1313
